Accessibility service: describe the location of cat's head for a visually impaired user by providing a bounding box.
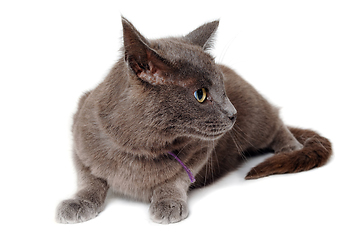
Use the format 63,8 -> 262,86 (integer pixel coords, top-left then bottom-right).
121,17 -> 237,141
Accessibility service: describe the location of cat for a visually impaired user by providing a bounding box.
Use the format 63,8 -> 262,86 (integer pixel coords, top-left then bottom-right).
56,17 -> 332,224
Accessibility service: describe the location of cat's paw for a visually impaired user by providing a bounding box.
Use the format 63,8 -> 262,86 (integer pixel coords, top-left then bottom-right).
149,199 -> 189,224
56,199 -> 100,224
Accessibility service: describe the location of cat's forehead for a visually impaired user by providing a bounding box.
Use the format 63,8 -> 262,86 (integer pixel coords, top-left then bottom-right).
151,37 -> 214,64
150,38 -> 219,85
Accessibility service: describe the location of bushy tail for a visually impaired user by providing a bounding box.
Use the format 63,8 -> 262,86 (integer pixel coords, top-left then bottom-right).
245,127 -> 332,180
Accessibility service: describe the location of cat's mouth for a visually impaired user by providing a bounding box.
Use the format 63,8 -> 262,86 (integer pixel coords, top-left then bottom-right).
186,123 -> 234,140
200,131 -> 226,140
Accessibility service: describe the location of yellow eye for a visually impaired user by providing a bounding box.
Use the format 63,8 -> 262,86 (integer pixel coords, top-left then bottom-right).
194,88 -> 207,103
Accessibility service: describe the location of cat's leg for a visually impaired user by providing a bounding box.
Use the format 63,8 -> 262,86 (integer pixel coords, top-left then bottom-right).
149,179 -> 189,224
269,124 -> 303,154
56,154 -> 109,224
245,124 -> 303,179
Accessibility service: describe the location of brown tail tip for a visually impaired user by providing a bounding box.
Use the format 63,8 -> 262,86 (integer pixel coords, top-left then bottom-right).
245,128 -> 332,180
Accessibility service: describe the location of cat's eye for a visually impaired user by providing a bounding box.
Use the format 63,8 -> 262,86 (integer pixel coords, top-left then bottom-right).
194,88 -> 207,103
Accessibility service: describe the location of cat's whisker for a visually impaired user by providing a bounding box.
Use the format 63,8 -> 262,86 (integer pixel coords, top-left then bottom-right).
229,130 -> 251,167
217,34 -> 238,64
177,141 -> 189,155
228,130 -> 246,158
213,135 -> 220,179
232,125 -> 256,149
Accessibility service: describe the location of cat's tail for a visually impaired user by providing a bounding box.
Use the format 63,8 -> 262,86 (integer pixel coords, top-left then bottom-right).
245,127 -> 332,180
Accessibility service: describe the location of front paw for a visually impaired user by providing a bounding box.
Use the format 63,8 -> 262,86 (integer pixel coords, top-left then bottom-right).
56,199 -> 100,224
149,199 -> 189,224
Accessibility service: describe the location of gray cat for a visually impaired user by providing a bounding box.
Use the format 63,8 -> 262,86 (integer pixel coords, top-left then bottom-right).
56,17 -> 332,224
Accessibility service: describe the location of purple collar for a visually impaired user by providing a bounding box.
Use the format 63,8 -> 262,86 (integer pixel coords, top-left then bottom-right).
168,152 -> 195,183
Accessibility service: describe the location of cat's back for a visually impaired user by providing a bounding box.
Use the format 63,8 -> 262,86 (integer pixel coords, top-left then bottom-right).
218,64 -> 261,110
218,64 -> 281,149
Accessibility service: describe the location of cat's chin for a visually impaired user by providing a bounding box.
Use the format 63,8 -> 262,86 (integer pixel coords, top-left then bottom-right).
185,128 -> 230,141
198,133 -> 225,141
179,122 -> 236,141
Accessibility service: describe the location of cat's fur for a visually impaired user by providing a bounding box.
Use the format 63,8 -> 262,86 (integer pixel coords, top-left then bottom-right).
56,18 -> 332,224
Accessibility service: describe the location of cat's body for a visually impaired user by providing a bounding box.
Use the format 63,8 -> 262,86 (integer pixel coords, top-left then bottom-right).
56,18 -> 332,224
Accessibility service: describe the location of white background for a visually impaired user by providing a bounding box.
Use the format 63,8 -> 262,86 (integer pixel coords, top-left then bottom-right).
1,0 -> 359,239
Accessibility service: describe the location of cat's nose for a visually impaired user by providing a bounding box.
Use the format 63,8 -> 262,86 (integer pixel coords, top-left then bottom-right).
223,98 -> 237,123
228,112 -> 237,123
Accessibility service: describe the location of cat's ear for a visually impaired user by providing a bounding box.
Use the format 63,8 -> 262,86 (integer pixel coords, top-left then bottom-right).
122,17 -> 173,85
185,20 -> 219,50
